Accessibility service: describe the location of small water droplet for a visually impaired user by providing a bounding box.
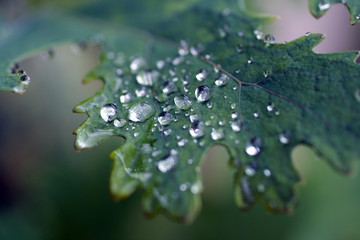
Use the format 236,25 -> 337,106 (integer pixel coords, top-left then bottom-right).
245,166 -> 256,177
196,69 -> 208,81
189,121 -> 205,138
162,81 -> 177,94
211,128 -> 224,140
115,68 -> 123,76
174,95 -> 192,110
230,103 -> 236,110
120,93 -> 134,103
179,183 -> 188,191
195,85 -> 211,102
305,32 -> 311,36
248,57 -> 254,64
135,87 -> 147,97
130,57 -> 146,72
263,169 -> 272,177
231,112 -> 238,119
253,111 -> 259,118
215,73 -> 228,86
17,70 -> 26,75
100,103 -> 117,122
178,40 -> 189,56
20,75 -> 30,82
218,28 -> 226,38
190,44 -> 204,56
158,112 -> 172,126
164,129 -> 172,136
254,29 -> 263,40
231,121 -> 243,132
266,103 -> 274,112
235,44 -> 243,53
245,137 -> 262,156
158,154 -> 177,173
207,101 -> 213,109
177,138 -> 188,147
187,158 -> 194,165
279,130 -> 291,144
275,109 -> 280,116
136,70 -> 159,86
114,118 -> 127,128
189,114 -> 199,123
172,56 -> 184,66
264,34 -> 275,45
128,102 -> 155,122
156,60 -> 165,69
263,71 -> 269,78
318,1 -> 330,11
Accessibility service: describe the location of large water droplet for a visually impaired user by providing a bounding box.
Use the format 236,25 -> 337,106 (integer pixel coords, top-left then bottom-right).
158,154 -> 177,173
158,112 -> 172,126
162,81 -> 177,94
195,85 -> 211,102
196,69 -> 208,81
211,128 -> 224,140
130,57 -> 146,72
136,70 -> 159,86
128,102 -> 155,122
114,118 -> 127,128
120,93 -> 134,103
100,103 -> 117,122
245,137 -> 262,156
174,95 -> 192,110
189,121 -> 205,138
279,130 -> 291,144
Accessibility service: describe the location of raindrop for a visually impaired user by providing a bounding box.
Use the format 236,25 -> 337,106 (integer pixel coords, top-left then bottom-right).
114,118 -> 127,128
248,57 -> 254,64
156,60 -> 165,70
20,75 -> 30,82
279,130 -> 291,144
215,73 -> 228,86
178,40 -> 189,56
318,1 -> 330,11
130,57 -> 146,72
231,112 -> 238,119
128,102 -> 155,122
162,81 -> 177,94
245,137 -> 262,156
305,32 -> 311,36
158,112 -> 172,126
231,121 -> 243,132
190,44 -> 204,56
195,85 -> 211,102
189,114 -> 199,123
264,34 -> 275,45
207,101 -> 213,109
245,166 -> 256,177
253,29 -> 263,40
120,93 -> 134,103
172,56 -> 184,66
275,109 -> 280,116
263,169 -> 272,177
100,103 -> 118,122
189,121 -> 205,138
263,71 -> 269,78
211,128 -> 224,140
266,103 -> 274,112
179,183 -> 188,191
231,103 -> 236,110
158,154 -> 177,173
164,129 -> 172,136
134,132 -> 140,137
136,70 -> 159,86
18,70 -> 26,75
115,68 -> 123,76
253,111 -> 259,118
135,87 -> 147,97
177,138 -> 188,147
187,158 -> 194,165
196,69 -> 208,81
174,95 -> 192,110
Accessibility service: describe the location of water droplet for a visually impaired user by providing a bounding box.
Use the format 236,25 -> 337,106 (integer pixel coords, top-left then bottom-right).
264,34 -> 275,45
245,137 -> 262,156
263,169 -> 272,177
263,71 -> 269,78
115,68 -> 123,76
218,28 -> 226,38
231,103 -> 237,110
162,81 -> 177,94
179,183 -> 188,191
164,129 -> 172,136
178,40 -> 189,56
114,118 -> 127,128
318,1 -> 330,11
231,121 -> 243,132
196,69 -> 208,81
100,103 -> 117,122
158,112 -> 172,126
156,60 -> 165,70
355,89 -> 360,102
231,112 -> 238,119
135,87 -> 147,97
211,128 -> 224,140
195,85 -> 211,102
187,158 -> 194,165
305,32 -> 311,36
174,95 -> 192,110
215,73 -> 228,86
158,154 -> 177,173
254,29 -> 263,40
130,57 -> 146,72
275,109 -> 280,116
248,57 -> 254,64
190,44 -> 204,56
245,166 -> 256,177
177,138 -> 188,147
189,114 -> 199,123
266,103 -> 274,112
207,101 -> 213,109
18,70 -> 26,75
136,70 -> 159,86
235,44 -> 243,53
20,75 -> 30,82
279,130 -> 291,144
172,56 -> 184,66
189,121 -> 205,138
128,102 -> 155,122
253,111 -> 259,118
120,93 -> 134,103
134,132 -> 140,137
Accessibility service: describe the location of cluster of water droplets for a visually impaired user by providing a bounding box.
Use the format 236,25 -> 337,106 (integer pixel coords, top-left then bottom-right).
10,62 -> 31,93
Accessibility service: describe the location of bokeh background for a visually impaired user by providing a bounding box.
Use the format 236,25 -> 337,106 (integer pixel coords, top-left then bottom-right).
0,0 -> 360,239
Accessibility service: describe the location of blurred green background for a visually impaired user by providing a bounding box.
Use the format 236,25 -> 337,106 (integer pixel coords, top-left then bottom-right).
1,0 -> 360,239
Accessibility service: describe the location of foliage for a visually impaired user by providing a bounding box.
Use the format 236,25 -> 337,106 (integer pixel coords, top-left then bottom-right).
0,0 -> 359,223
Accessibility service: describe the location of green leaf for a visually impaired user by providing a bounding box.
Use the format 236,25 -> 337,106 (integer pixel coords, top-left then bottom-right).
72,5 -> 360,222
309,0 -> 360,24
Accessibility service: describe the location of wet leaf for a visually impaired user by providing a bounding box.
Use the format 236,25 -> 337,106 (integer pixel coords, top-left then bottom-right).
309,0 -> 360,24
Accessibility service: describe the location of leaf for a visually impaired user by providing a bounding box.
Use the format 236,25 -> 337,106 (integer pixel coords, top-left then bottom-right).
72,4 -> 360,222
309,0 -> 360,24
0,15 -> 95,93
